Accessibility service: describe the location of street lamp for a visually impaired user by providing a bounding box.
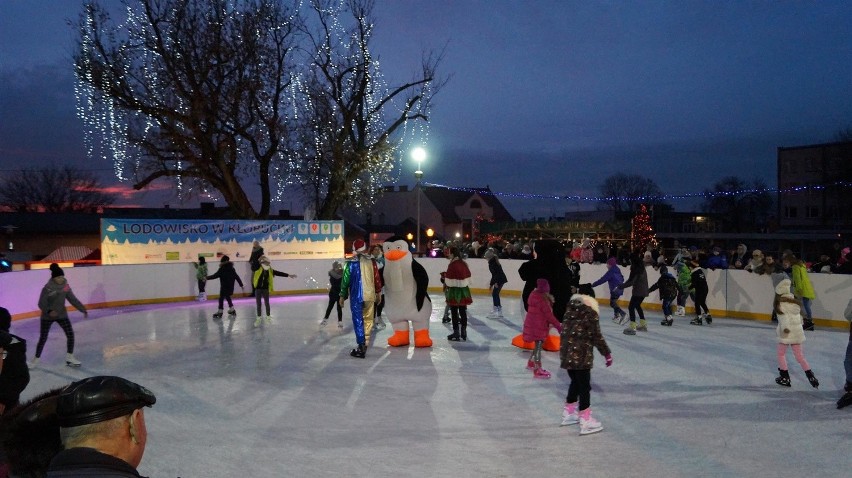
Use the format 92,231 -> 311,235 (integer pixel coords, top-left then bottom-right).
412,147 -> 427,254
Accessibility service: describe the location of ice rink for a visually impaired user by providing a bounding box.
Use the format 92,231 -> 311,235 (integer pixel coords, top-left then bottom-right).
14,293 -> 850,477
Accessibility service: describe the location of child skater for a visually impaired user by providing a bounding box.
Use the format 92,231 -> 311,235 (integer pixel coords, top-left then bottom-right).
589,257 -> 625,324
559,294 -> 612,435
673,259 -> 691,317
207,255 -> 244,319
320,260 -> 345,328
252,256 -> 297,327
192,256 -> 208,301
689,256 -> 711,325
649,265 -> 679,326
774,278 -> 819,388
484,248 -> 508,319
522,279 -> 562,379
443,246 -> 472,341
615,252 -> 649,335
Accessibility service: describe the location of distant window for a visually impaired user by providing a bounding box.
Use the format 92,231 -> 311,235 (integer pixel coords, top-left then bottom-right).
805,206 -> 819,218
784,206 -> 798,218
470,199 -> 482,209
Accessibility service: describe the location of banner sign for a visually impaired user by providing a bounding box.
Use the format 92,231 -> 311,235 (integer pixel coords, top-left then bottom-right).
101,219 -> 344,265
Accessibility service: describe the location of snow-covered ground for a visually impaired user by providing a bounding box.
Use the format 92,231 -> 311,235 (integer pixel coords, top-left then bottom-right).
16,294 -> 849,477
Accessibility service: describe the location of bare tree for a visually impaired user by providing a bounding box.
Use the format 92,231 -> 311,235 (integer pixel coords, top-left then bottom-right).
297,0 -> 445,219
74,0 -> 301,218
700,176 -> 774,233
0,166 -> 116,212
598,173 -> 665,213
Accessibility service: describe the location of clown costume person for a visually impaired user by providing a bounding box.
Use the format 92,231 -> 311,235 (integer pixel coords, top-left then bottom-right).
339,239 -> 383,358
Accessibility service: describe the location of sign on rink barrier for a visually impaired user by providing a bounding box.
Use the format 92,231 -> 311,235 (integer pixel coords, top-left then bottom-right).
100,218 -> 344,265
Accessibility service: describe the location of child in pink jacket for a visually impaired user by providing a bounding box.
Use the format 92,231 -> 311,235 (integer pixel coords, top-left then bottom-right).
522,278 -> 562,378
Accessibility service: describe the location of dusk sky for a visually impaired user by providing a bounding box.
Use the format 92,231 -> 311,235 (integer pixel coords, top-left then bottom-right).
1,1 -> 851,218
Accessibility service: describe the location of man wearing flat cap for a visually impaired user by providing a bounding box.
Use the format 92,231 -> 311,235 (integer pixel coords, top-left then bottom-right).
46,376 -> 156,477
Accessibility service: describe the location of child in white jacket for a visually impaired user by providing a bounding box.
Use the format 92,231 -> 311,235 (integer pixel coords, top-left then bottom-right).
774,279 -> 818,388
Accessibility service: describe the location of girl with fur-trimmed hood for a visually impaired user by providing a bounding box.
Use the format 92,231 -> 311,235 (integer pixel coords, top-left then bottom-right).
773,279 -> 819,388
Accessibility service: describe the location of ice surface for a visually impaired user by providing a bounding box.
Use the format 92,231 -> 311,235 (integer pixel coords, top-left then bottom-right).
15,295 -> 850,477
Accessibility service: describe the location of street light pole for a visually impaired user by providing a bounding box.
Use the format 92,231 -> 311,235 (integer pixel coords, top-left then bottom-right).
412,147 -> 426,255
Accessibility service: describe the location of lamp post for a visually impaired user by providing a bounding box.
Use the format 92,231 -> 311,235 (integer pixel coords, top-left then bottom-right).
412,147 -> 427,255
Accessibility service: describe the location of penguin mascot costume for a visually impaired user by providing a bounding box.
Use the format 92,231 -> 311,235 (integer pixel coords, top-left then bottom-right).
513,239 -> 571,351
382,236 -> 433,347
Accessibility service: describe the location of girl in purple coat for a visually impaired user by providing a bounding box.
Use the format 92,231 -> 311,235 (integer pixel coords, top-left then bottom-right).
589,257 -> 625,324
522,279 -> 562,379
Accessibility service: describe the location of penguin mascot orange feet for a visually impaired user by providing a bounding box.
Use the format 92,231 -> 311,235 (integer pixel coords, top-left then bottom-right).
382,236 -> 433,347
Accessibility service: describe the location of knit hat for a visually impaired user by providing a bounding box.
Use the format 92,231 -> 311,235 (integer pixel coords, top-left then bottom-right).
259,255 -> 270,265
775,278 -> 792,295
353,239 -> 367,253
536,278 -> 550,293
49,263 -> 64,278
570,293 -> 599,314
606,257 -> 617,267
220,255 -> 230,263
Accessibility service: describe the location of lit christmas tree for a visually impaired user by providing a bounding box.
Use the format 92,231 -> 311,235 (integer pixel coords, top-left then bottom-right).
630,204 -> 657,252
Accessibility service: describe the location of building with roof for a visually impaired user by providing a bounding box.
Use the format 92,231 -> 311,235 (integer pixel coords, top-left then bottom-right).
342,185 -> 515,246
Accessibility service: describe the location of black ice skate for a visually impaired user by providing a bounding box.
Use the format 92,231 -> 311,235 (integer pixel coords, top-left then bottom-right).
805,370 -> 819,388
775,368 -> 791,387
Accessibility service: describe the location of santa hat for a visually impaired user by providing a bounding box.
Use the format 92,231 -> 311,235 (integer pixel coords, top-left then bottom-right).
352,239 -> 367,253
570,293 -> 599,314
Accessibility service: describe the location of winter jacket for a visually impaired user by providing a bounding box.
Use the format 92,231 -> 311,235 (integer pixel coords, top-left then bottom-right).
46,447 -> 145,477
590,266 -> 624,298
674,262 -> 691,293
193,262 -> 208,281
207,261 -> 244,296
444,258 -> 472,306
790,263 -> 815,300
328,269 -> 343,298
649,272 -> 678,301
705,253 -> 728,270
487,256 -> 508,287
689,267 -> 708,294
252,267 -> 291,291
522,290 -> 561,342
340,254 -> 382,304
0,330 -> 30,409
620,263 -> 649,298
37,278 -> 86,321
249,245 -> 264,271
775,281 -> 805,345
559,304 -> 611,370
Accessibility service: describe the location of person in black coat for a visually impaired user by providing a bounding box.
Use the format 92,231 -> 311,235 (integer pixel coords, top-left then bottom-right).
519,239 -> 571,321
207,256 -> 244,318
0,306 -> 29,415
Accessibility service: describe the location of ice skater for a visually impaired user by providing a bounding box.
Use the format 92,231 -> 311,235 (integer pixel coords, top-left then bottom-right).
31,264 -> 88,367
649,265 -> 679,326
339,239 -> 383,358
559,294 -> 612,435
207,255 -> 244,319
782,254 -> 816,331
589,257 -> 625,324
689,256 -> 711,325
371,244 -> 387,331
320,260 -> 345,328
522,279 -> 561,378
443,246 -> 472,341
839,298 -> 852,409
192,256 -> 208,301
484,248 -> 508,319
251,256 -> 297,327
615,253 -> 648,335
773,279 -> 819,388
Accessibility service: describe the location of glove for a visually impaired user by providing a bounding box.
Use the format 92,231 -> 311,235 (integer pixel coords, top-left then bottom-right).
605,354 -> 613,367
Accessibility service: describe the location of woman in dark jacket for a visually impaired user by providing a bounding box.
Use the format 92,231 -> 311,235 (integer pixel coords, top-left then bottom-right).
615,253 -> 649,335
485,248 -> 508,319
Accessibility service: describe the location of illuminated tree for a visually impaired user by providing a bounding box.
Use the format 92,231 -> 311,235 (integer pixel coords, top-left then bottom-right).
74,0 -> 443,220
630,204 -> 656,252
298,0 -> 445,219
0,166 -> 115,213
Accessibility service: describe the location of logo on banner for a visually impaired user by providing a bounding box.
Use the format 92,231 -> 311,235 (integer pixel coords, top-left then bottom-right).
332,223 -> 342,234
321,223 -> 331,234
310,223 -> 320,234
298,223 -> 309,234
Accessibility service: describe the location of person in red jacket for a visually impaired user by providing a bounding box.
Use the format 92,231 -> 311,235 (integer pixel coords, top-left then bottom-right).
522,279 -> 562,379
443,246 -> 472,341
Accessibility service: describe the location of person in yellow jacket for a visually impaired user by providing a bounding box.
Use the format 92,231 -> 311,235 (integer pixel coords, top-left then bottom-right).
252,256 -> 297,327
783,254 -> 816,331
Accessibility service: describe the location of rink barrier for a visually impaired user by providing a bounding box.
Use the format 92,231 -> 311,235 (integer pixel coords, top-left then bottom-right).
1,259 -> 849,329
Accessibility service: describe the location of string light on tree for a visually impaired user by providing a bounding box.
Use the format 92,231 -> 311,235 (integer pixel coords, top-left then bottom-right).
630,204 -> 657,252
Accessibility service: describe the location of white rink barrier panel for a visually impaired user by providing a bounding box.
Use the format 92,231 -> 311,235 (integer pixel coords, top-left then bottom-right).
2,259 -> 849,328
